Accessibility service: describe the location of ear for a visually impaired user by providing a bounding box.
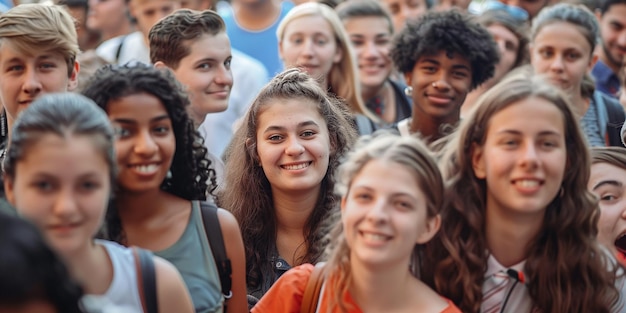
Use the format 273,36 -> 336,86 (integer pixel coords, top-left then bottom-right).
404,72 -> 412,87
471,142 -> 486,179
154,61 -> 169,70
245,137 -> 260,165
595,9 -> 602,21
416,213 -> 441,244
528,44 -> 534,64
67,61 -> 80,91
333,46 -> 343,64
588,53 -> 599,72
3,175 -> 15,206
340,195 -> 347,213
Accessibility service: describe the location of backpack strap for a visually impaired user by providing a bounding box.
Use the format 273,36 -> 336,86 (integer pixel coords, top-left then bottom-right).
199,201 -> 233,299
300,263 -> 326,313
132,247 -> 158,313
599,92 -> 626,147
355,114 -> 375,135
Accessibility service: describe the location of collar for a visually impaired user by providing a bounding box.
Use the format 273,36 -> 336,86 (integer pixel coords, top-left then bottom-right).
397,118 -> 411,137
592,60 -> 619,87
485,253 -> 527,281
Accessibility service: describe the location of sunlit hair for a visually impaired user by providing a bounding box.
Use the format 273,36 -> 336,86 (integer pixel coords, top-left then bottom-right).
323,131 -> 443,312
220,68 -> 358,293
3,93 -> 116,188
149,9 -> 226,69
0,212 -> 84,313
81,64 -> 214,244
591,147 -> 626,168
0,4 -> 79,77
336,0 -> 394,34
425,74 -> 620,312
531,3 -> 598,57
276,2 -> 376,122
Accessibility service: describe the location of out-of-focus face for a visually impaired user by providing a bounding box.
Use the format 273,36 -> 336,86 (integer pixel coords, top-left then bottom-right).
500,0 -> 548,20
436,0 -> 471,11
87,0 -> 128,37
342,159 -> 440,269
279,14 -> 342,89
381,0 -> 428,33
129,0 -> 181,39
180,0 -> 211,10
0,41 -> 78,130
589,162 -> 626,260
487,23 -> 520,83
530,22 -> 594,96
343,16 -> 393,91
5,134 -> 111,257
598,4 -> 626,71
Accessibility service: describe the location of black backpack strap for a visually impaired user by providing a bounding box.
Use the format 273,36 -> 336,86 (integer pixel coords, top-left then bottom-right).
597,92 -> 626,147
199,201 -> 233,299
132,247 -> 158,313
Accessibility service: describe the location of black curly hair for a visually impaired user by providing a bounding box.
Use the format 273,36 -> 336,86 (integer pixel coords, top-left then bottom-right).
81,64 -> 215,243
0,212 -> 84,313
391,10 -> 500,90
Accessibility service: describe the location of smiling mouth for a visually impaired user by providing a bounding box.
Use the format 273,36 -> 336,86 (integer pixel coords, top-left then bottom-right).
281,162 -> 311,170
615,234 -> 626,254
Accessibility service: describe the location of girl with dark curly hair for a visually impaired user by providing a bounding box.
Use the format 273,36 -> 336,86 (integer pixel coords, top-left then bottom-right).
390,10 -> 499,143
81,64 -> 245,313
252,132 -> 461,313
424,73 -> 625,312
220,68 -> 358,304
3,93 -> 193,312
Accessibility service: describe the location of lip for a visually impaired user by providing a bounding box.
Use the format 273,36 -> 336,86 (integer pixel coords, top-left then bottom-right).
207,90 -> 230,98
615,232 -> 626,254
358,230 -> 392,246
18,99 -> 34,105
127,162 -> 162,177
426,93 -> 453,105
359,63 -> 386,73
47,222 -> 81,235
280,161 -> 312,171
511,178 -> 544,195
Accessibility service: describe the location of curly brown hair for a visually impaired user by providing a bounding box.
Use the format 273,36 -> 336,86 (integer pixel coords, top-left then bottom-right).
423,74 -> 621,312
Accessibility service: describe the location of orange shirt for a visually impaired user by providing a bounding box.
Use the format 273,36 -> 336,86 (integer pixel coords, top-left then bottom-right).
252,264 -> 461,313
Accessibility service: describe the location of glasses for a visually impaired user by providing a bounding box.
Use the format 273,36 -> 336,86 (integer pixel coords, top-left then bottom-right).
481,1 -> 529,22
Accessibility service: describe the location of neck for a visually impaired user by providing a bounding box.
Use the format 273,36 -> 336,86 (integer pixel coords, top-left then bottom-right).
361,81 -> 386,103
62,242 -> 111,295
486,208 -> 543,267
569,90 -> 589,118
102,22 -> 133,41
116,189 -> 173,224
461,85 -> 488,118
349,256 -> 414,311
233,0 -> 280,30
409,109 -> 458,143
272,187 -> 320,231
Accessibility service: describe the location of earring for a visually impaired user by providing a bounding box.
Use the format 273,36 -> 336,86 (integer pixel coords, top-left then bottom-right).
166,170 -> 172,180
404,86 -> 413,97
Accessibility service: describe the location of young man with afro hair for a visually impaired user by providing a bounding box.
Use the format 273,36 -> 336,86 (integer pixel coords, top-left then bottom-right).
391,10 -> 499,143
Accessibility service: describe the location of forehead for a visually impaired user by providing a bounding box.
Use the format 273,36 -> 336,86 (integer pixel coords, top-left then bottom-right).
257,98 -> 326,128
0,40 -> 67,64
590,162 -> 626,186
344,16 -> 392,35
184,32 -> 230,58
533,22 -> 592,49
131,0 -> 178,9
285,14 -> 335,36
602,3 -> 626,21
417,50 -> 471,66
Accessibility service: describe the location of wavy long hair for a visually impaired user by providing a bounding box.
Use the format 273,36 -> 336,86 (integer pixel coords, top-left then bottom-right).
323,131 -> 444,312
219,68 -> 358,292
424,74 -> 620,312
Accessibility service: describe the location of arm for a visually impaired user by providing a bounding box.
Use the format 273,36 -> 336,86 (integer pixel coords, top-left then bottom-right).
154,256 -> 195,313
217,208 -> 247,313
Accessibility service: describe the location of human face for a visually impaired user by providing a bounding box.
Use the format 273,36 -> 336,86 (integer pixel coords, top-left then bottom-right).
129,0 -> 180,39
4,135 -> 111,256
381,0 -> 427,33
404,51 -> 472,122
344,16 -> 393,91
488,23 -> 520,83
107,93 -> 176,194
342,159 -> 440,269
500,0 -> 547,19
279,15 -> 343,88
170,33 -> 233,124
0,41 -> 78,127
472,97 -> 566,220
87,0 -> 128,36
255,98 -> 331,195
180,0 -> 211,10
530,22 -> 595,96
589,162 -> 626,258
598,4 -> 626,71
436,0 -> 472,11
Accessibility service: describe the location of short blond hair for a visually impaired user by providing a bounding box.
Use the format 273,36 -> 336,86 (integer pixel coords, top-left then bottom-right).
0,4 -> 79,77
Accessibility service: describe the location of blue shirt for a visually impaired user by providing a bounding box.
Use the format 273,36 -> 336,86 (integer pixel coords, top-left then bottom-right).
592,59 -> 620,98
221,1 -> 294,80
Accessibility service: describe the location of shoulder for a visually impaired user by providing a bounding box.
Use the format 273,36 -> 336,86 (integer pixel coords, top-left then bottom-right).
153,256 -> 195,313
251,264 -> 315,313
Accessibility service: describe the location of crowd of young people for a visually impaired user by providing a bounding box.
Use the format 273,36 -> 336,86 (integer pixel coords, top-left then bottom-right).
2,0 -> 626,312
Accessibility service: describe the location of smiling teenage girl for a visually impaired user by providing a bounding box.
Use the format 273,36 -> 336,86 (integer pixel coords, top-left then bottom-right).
252,132 -> 461,312
424,74 -> 625,312
220,68 -> 357,304
3,93 -> 193,313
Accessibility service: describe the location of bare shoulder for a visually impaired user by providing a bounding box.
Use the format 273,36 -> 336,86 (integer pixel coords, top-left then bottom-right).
153,256 -> 195,313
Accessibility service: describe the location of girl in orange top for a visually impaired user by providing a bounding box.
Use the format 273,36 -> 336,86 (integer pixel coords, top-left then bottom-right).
253,132 -> 461,313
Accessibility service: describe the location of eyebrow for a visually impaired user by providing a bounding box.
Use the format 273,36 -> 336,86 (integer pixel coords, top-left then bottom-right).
263,120 -> 320,133
112,115 -> 170,124
495,129 -> 562,136
420,58 -> 471,71
593,180 -> 623,191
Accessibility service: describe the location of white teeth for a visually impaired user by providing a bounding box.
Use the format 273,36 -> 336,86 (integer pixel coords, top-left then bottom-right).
283,163 -> 309,170
363,233 -> 388,242
134,164 -> 158,173
517,180 -> 539,188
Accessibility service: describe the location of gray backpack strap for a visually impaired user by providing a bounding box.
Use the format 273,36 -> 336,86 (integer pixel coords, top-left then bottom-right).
355,114 -> 374,135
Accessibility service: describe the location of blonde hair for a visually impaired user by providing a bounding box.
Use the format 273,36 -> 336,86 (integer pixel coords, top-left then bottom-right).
0,4 -> 79,77
276,3 -> 377,122
324,131 -> 444,312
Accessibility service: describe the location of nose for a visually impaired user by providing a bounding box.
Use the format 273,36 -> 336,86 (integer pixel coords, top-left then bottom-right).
301,38 -> 315,58
133,130 -> 158,156
432,73 -> 452,91
362,41 -> 379,60
53,188 -> 79,218
285,137 -> 305,156
366,198 -> 389,224
22,67 -> 42,96
617,32 -> 626,47
549,55 -> 564,72
519,142 -> 539,170
215,65 -> 233,87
